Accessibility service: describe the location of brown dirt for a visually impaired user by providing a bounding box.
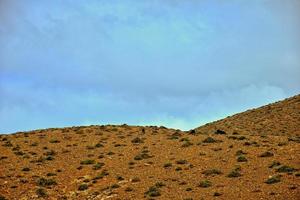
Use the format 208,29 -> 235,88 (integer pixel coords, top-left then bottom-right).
0,95 -> 299,200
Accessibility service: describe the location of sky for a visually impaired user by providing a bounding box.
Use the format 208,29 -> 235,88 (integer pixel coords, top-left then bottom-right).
0,0 -> 300,133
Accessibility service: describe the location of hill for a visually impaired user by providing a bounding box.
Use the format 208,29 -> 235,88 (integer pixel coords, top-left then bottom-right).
0,95 -> 299,200
195,94 -> 300,136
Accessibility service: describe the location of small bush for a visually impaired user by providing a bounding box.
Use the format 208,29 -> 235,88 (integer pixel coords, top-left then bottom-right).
144,186 -> 161,197
49,139 -> 60,143
80,159 -> 95,165
125,187 -> 134,192
265,175 -> 281,184
227,167 -> 242,178
78,183 -> 88,191
203,137 -> 217,143
268,161 -> 281,168
36,188 -> 47,197
163,163 -> 172,168
93,162 -> 105,170
215,129 -> 226,135
131,137 -> 144,144
202,169 -> 222,176
276,165 -> 296,173
36,178 -> 57,187
22,167 -> 30,172
0,195 -> 7,200
259,151 -> 274,157
237,155 -> 248,162
198,180 -> 212,188
176,160 -> 188,164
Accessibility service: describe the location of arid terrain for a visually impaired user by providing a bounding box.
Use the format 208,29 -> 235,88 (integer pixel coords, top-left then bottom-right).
0,95 -> 299,200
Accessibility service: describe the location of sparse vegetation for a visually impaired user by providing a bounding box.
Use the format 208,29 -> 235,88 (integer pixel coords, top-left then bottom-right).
265,175 -> 281,184
198,180 -> 212,188
80,159 -> 95,165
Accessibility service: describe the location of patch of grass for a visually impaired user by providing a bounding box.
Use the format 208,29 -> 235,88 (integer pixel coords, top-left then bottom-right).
93,162 -> 105,170
202,169 -> 222,176
198,180 -> 212,188
265,175 -> 281,184
80,159 -> 95,165
259,151 -> 274,157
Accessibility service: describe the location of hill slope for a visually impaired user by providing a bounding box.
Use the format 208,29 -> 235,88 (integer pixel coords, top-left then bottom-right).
195,94 -> 300,136
0,95 -> 299,200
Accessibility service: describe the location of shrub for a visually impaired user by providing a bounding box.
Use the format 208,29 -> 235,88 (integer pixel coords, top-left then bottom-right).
265,175 -> 281,184
80,159 -> 95,165
36,178 -> 57,187
78,183 -> 88,191
163,163 -> 172,168
203,137 -> 217,143
268,161 -> 281,168
131,177 -> 141,182
22,167 -> 30,172
198,180 -> 212,188
0,195 -> 7,200
181,141 -> 193,147
237,155 -> 248,162
36,188 -> 47,197
276,165 -> 296,173
259,151 -> 274,157
215,129 -> 226,135
176,160 -> 188,164
49,139 -> 60,143
125,187 -> 133,192
235,150 -> 246,156
131,137 -> 144,144
144,186 -> 161,197
202,169 -> 222,176
227,167 -> 242,178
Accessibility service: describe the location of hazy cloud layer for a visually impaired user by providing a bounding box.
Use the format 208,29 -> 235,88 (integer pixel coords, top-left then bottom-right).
1,0 -> 299,133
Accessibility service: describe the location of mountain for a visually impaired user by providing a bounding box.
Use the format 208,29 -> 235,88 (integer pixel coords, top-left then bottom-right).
0,95 -> 299,200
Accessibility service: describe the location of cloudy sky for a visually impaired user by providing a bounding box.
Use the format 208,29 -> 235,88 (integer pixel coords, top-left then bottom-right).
0,0 -> 299,133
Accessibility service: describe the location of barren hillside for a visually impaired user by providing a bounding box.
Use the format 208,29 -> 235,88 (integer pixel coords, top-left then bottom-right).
0,95 -> 299,200
195,94 -> 300,136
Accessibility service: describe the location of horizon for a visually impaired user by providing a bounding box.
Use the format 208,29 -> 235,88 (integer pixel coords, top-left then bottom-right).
1,0 -> 300,133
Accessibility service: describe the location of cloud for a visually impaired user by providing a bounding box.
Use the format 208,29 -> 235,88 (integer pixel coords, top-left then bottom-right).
0,0 -> 299,133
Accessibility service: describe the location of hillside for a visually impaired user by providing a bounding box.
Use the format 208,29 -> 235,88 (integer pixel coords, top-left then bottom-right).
0,95 -> 299,200
195,94 -> 300,136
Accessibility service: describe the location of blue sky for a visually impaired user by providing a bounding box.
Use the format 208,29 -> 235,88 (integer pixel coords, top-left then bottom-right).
0,0 -> 299,133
